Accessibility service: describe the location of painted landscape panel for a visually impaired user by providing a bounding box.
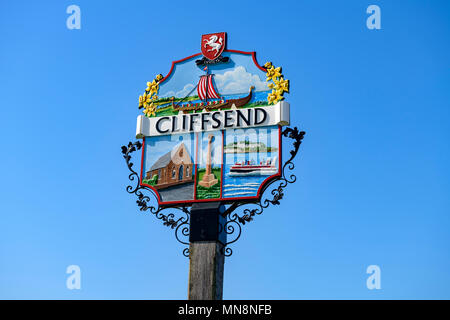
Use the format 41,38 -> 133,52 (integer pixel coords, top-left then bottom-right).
142,133 -> 196,202
147,52 -> 272,118
195,131 -> 223,200
222,126 -> 280,199
141,126 -> 280,205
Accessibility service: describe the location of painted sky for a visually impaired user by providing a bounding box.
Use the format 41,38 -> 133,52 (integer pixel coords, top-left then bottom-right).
197,131 -> 223,167
158,52 -> 269,98
1,0 -> 449,299
144,134 -> 195,174
223,126 -> 280,170
224,126 -> 278,147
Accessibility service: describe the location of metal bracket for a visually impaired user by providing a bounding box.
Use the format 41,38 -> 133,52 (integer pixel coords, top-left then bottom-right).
189,202 -> 227,245
121,126 -> 305,257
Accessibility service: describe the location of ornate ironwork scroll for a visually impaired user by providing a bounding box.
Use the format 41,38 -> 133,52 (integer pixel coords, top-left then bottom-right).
218,127 -> 306,256
121,127 -> 305,257
121,141 -> 191,257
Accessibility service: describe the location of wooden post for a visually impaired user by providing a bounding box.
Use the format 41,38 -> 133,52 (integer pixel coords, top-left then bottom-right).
188,202 -> 226,300
188,241 -> 224,300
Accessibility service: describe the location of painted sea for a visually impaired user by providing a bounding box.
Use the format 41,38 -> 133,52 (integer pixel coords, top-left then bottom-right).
156,90 -> 271,111
222,151 -> 279,198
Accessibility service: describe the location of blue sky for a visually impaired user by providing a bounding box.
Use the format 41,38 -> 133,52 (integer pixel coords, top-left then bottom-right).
0,0 -> 449,299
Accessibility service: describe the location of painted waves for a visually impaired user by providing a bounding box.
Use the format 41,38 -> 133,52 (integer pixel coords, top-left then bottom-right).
222,150 -> 279,198
223,182 -> 260,197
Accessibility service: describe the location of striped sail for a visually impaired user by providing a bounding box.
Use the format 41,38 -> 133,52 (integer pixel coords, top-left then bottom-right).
197,75 -> 221,100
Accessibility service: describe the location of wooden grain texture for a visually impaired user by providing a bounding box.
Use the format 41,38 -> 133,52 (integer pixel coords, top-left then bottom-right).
188,241 -> 224,300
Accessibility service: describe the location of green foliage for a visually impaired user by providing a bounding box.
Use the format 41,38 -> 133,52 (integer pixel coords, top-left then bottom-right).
196,167 -> 221,199
154,99 -> 269,118
142,174 -> 158,186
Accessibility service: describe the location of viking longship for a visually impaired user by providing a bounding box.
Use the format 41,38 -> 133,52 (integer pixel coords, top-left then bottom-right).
171,74 -> 254,112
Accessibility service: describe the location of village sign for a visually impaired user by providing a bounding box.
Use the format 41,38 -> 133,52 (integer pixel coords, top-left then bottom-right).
122,33 -> 305,256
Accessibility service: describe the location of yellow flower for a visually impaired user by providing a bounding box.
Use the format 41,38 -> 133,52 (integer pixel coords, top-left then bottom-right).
146,80 -> 159,93
139,93 -> 149,108
140,75 -> 162,110
267,88 -> 285,104
266,66 -> 282,82
272,77 -> 289,93
275,89 -> 284,101
267,91 -> 277,104
277,77 -> 289,93
265,63 -> 289,103
266,68 -> 274,82
144,102 -> 156,117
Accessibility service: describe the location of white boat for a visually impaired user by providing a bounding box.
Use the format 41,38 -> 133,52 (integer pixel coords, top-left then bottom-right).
228,157 -> 278,176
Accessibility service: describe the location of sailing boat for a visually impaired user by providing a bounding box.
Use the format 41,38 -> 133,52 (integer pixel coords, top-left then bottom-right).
171,73 -> 254,112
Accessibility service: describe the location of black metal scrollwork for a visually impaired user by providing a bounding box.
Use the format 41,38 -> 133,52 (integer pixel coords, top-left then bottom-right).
219,127 -> 306,256
121,127 -> 305,257
121,141 -> 191,256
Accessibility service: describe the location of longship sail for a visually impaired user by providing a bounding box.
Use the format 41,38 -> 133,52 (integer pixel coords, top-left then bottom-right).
171,73 -> 254,112
197,75 -> 221,100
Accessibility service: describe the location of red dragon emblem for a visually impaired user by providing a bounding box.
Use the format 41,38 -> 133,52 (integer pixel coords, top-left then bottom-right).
201,32 -> 226,60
